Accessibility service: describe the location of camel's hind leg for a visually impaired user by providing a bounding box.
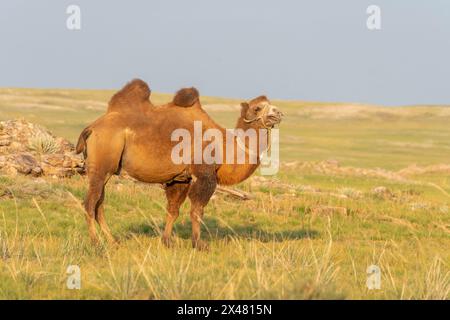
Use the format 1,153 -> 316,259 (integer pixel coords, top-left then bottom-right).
95,185 -> 117,244
83,129 -> 125,245
162,181 -> 191,247
84,172 -> 107,245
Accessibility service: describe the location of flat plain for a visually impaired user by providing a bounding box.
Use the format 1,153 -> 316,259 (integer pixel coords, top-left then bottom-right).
0,87 -> 449,299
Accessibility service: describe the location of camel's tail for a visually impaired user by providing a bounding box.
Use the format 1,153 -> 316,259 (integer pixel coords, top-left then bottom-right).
75,127 -> 92,157
173,87 -> 199,107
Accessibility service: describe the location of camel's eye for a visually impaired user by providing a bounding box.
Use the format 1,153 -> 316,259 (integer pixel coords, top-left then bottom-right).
254,106 -> 262,112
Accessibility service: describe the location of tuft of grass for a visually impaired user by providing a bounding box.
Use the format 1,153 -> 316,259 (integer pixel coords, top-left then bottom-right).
27,133 -> 59,154
339,187 -> 363,199
422,257 -> 450,300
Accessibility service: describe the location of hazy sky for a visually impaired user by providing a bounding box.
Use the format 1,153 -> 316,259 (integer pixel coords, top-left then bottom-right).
0,0 -> 449,105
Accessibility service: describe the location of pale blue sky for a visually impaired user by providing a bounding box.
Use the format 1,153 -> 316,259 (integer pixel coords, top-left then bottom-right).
0,0 -> 449,105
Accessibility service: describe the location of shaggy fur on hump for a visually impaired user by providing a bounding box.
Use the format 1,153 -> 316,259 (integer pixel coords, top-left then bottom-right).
107,79 -> 151,113
172,87 -> 199,107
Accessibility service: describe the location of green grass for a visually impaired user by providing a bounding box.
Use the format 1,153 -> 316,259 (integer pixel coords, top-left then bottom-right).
0,88 -> 449,299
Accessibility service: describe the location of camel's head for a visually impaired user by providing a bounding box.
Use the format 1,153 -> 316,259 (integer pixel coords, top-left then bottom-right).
241,96 -> 283,128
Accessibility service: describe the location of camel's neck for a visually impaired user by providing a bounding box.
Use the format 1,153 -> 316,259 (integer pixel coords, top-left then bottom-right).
216,117 -> 269,186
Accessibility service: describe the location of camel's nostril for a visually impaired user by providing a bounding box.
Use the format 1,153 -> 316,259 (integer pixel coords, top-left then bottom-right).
273,109 -> 283,116
269,106 -> 280,115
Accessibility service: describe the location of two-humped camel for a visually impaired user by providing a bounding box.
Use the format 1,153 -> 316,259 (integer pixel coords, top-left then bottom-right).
76,79 -> 283,250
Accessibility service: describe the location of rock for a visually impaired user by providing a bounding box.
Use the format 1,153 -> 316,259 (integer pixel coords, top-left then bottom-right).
41,161 -> 75,177
325,159 -> 340,167
372,186 -> 393,198
31,166 -> 43,176
0,155 -> 6,167
55,137 -> 74,153
12,153 -> 39,174
4,166 -> 18,176
298,185 -> 320,193
339,187 -> 363,199
0,119 -> 85,177
42,154 -> 66,167
8,141 -> 22,151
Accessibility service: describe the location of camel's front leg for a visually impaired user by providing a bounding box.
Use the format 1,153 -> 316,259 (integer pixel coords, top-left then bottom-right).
162,181 -> 191,247
188,170 -> 217,250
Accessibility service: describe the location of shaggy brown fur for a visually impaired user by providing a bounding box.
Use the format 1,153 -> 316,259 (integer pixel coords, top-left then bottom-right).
172,87 -> 199,107
107,79 -> 153,114
76,80 -> 282,250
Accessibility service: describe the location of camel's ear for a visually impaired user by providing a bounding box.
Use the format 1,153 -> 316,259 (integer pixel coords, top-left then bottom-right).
173,87 -> 199,107
240,102 -> 249,117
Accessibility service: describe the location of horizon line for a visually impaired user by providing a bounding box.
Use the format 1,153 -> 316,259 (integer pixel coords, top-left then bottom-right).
1,85 -> 449,109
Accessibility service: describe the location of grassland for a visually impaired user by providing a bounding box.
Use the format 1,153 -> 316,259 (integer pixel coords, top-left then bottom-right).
0,88 -> 449,299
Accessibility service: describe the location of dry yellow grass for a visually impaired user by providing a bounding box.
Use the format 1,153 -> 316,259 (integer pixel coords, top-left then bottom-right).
0,88 -> 449,299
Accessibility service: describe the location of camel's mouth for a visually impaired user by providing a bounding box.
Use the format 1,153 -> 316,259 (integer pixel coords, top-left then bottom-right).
265,115 -> 281,127
264,107 -> 283,127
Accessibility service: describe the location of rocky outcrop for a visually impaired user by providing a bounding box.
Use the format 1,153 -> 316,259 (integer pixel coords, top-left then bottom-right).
0,119 -> 84,177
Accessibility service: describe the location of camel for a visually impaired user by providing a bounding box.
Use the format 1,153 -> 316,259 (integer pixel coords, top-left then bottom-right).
76,79 -> 283,250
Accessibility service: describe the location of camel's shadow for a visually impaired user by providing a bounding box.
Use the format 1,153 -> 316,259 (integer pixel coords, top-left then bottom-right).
127,216 -> 318,242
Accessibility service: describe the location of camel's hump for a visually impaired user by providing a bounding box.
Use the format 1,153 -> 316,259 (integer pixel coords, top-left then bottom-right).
108,79 -> 151,112
173,87 -> 199,107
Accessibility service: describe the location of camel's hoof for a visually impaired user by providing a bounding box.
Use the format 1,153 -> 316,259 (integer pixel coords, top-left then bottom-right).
90,237 -> 100,247
107,238 -> 120,247
161,235 -> 173,248
192,240 -> 209,251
